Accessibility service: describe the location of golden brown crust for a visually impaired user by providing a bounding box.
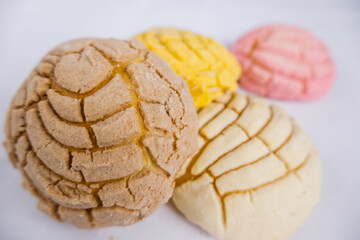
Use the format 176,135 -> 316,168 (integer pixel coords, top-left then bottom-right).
4,38 -> 198,228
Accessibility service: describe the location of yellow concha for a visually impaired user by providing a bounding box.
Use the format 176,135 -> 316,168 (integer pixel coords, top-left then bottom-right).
134,28 -> 242,108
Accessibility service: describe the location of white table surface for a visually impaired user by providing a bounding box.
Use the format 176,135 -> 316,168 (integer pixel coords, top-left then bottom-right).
1,0 -> 359,239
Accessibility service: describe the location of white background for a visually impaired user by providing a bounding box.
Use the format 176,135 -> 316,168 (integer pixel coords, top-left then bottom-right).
0,0 -> 359,239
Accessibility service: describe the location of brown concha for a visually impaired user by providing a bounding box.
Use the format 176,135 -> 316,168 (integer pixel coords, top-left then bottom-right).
4,38 -> 198,228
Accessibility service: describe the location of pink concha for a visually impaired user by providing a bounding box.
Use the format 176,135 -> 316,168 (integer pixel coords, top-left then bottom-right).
231,25 -> 335,101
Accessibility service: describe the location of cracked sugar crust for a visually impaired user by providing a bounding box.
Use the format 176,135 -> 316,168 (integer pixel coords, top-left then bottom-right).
173,92 -> 322,240
134,28 -> 242,108
4,38 -> 198,228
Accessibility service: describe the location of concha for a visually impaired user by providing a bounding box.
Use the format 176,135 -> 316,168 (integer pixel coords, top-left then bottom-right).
4,38 -> 198,228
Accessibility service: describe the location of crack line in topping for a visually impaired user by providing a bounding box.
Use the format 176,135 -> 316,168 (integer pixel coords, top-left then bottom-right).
210,180 -> 227,229
144,63 -> 186,122
213,152 -> 272,180
140,63 -> 187,168
15,45 -> 168,186
221,153 -> 311,198
199,95 -> 238,134
176,93 -> 245,186
93,45 -> 171,177
49,99 -> 133,127
80,99 -> 98,148
204,99 -> 275,177
175,92 -> 310,227
31,104 -> 100,154
21,143 -> 143,210
8,40 -> 192,225
22,167 -> 142,227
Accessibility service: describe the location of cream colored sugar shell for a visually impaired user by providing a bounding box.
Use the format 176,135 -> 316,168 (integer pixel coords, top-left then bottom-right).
4,38 -> 198,228
174,92 -> 322,240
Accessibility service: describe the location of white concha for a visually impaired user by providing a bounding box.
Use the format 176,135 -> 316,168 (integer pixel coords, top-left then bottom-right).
174,92 -> 322,240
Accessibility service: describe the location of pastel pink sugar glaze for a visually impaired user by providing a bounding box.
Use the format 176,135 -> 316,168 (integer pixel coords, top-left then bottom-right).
231,25 -> 335,100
